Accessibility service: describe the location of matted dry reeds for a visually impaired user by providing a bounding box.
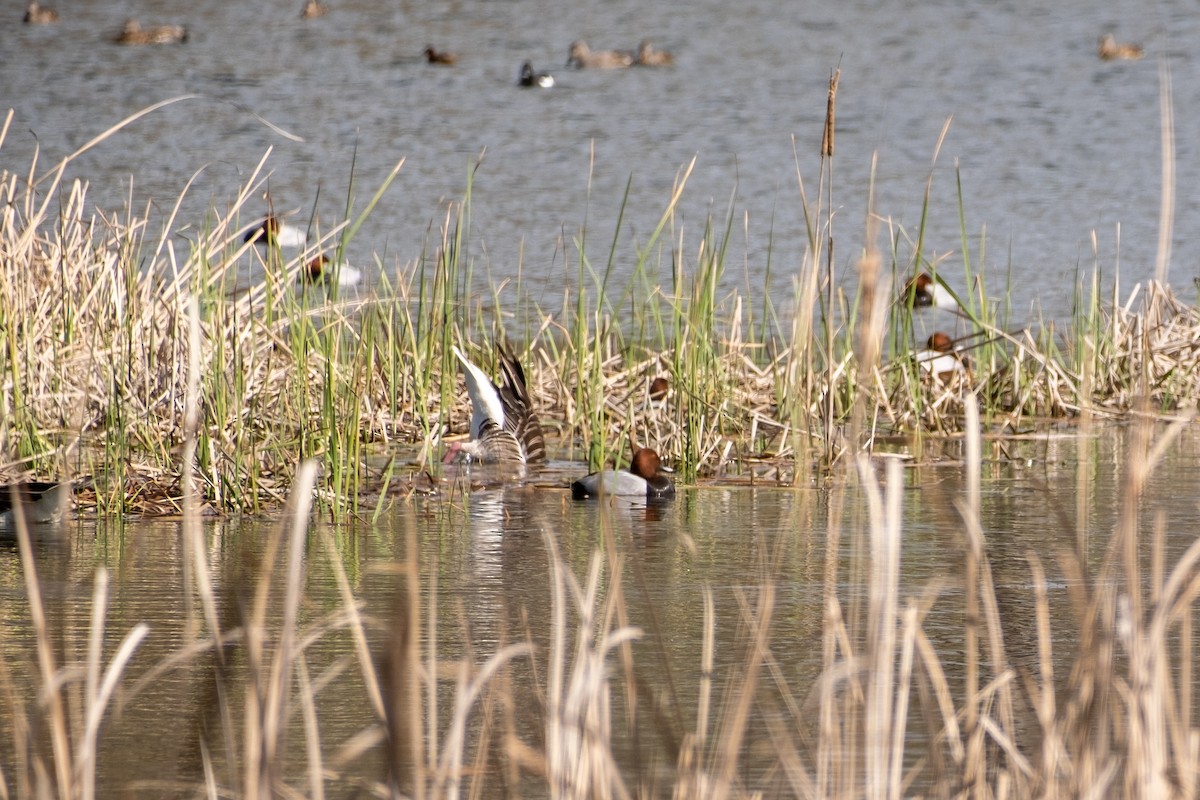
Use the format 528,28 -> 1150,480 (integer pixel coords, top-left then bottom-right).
5,125 -> 1200,514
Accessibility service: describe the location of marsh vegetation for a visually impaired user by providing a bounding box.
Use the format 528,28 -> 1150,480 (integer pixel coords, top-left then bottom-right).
3,97 -> 1200,797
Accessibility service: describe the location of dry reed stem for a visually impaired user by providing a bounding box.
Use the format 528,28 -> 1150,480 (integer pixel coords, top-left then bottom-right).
435,641 -> 533,800
318,524 -> 386,719
9,516 -> 147,800
12,101 -> 1200,797
859,455 -> 902,800
13,497 -> 72,798
543,529 -> 641,800
9,152 -> 1200,509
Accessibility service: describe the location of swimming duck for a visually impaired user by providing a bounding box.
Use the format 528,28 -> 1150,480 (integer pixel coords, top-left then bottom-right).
519,61 -> 555,88
443,345 -> 547,465
567,39 -> 633,69
0,481 -> 74,525
301,0 -> 328,19
1098,33 -> 1143,61
243,215 -> 308,249
914,331 -> 968,382
115,19 -> 188,45
302,255 -> 363,288
901,273 -> 957,309
634,40 -> 673,66
571,447 -> 675,500
23,2 -> 58,24
424,45 -> 458,65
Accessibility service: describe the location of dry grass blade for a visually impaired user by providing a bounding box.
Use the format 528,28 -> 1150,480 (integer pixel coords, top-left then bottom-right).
78,578 -> 149,800
858,455 -> 903,800
244,459 -> 318,799
13,497 -> 72,798
543,529 -> 641,800
435,641 -> 534,800
9,87 -> 1200,800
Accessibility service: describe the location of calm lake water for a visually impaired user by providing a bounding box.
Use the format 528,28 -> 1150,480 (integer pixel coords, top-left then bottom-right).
3,424 -> 1200,794
5,0 -> 1200,793
4,0 -> 1199,322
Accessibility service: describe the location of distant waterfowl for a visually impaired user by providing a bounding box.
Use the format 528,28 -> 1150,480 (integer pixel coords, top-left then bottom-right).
519,61 -> 555,88
567,39 -> 633,69
303,255 -> 363,288
23,2 -> 58,24
648,376 -> 669,401
571,447 -> 675,500
115,19 -> 188,45
634,40 -> 674,66
914,332 -> 968,382
1098,33 -> 1143,61
424,45 -> 458,65
301,0 -> 328,19
443,345 -> 546,465
0,481 -> 74,525
243,215 -> 308,249
901,273 -> 957,309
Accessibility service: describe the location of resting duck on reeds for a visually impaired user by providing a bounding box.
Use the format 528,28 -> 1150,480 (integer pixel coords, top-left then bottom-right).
1098,33 -> 1143,61
424,45 -> 458,65
243,215 -> 308,249
23,2 -> 59,24
0,481 -> 74,525
302,255 -> 363,288
571,447 -> 675,500
443,345 -> 546,465
519,61 -> 555,88
115,19 -> 188,45
901,273 -> 957,309
567,40 -> 633,68
301,0 -> 328,19
634,40 -> 673,66
914,331 -> 968,382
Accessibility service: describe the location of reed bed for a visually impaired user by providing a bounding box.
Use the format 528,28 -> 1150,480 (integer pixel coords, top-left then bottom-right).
5,98 -> 1200,791
3,107 -> 1200,513
5,77 -> 1200,797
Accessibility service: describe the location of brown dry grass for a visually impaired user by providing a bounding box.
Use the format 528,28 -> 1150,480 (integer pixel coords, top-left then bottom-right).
7,155 -> 1200,517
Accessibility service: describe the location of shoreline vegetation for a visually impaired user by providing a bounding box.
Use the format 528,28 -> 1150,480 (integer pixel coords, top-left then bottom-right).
6,90 -> 1200,798
2,102 -> 1198,516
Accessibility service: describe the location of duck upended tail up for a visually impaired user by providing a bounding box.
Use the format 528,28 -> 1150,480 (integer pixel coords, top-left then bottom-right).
443,345 -> 546,465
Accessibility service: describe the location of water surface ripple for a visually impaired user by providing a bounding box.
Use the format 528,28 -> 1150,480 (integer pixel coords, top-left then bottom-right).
4,0 -> 1194,321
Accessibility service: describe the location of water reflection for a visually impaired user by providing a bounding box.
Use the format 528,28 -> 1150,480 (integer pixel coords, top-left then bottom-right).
2,426 -> 1200,792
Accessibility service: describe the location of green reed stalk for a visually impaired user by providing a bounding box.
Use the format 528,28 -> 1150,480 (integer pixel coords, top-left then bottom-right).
436,182 -> 474,443
674,200 -> 734,483
568,222 -> 606,472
